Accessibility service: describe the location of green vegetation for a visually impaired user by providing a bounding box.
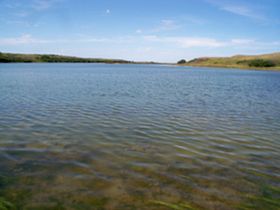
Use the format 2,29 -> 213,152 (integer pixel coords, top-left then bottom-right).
0,197 -> 15,210
178,52 -> 280,70
0,52 -> 133,64
248,59 -> 276,67
177,59 -> 187,64
238,185 -> 280,210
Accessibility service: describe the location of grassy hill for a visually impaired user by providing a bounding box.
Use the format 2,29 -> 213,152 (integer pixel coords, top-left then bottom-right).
178,52 -> 280,70
0,52 -> 133,64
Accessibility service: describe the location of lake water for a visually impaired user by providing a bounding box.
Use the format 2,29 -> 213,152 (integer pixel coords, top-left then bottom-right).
0,64 -> 279,210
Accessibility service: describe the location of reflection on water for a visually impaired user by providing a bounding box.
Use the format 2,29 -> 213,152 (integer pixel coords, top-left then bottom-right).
0,64 -> 280,210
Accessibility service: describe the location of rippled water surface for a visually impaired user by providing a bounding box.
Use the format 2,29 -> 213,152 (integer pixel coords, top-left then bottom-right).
0,64 -> 280,210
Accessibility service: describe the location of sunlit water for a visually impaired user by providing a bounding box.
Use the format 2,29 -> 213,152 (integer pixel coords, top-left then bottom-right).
0,64 -> 279,210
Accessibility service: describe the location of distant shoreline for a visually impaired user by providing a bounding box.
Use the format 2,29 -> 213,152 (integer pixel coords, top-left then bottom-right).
0,62 -> 163,65
177,64 -> 280,71
2,52 -> 280,71
0,52 -> 161,65
177,52 -> 280,71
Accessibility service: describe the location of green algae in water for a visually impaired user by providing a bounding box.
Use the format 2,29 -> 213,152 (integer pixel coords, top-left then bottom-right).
71,197 -> 109,210
150,200 -> 197,210
238,185 -> 280,210
0,176 -> 17,210
0,197 -> 15,210
0,176 -> 15,189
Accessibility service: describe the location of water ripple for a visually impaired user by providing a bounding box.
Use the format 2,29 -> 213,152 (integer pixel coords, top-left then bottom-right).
0,64 -> 280,209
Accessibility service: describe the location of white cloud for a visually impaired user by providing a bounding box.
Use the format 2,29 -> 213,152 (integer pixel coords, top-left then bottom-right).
0,1 -> 63,29
136,29 -> 142,34
231,39 -> 255,44
161,20 -> 178,29
152,19 -> 180,32
177,37 -> 226,48
206,0 -> 265,20
14,11 -> 29,17
3,1 -> 22,9
143,35 -> 280,50
0,34 -> 49,45
32,0 -> 52,10
139,16 -> 205,34
143,36 -> 226,48
0,35 -> 134,46
182,16 -> 206,25
0,34 -> 273,50
32,0 -> 64,11
221,5 -> 264,20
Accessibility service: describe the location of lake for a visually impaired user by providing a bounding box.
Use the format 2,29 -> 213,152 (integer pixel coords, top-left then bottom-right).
0,64 -> 279,210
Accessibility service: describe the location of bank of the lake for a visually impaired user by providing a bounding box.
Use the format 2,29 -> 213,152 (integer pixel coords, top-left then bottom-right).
0,52 -> 159,65
178,52 -> 280,71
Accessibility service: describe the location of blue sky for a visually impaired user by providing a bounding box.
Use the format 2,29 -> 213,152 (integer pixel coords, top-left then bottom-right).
0,0 -> 279,62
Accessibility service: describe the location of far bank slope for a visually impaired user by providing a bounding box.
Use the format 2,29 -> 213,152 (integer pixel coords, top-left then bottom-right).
178,52 -> 280,70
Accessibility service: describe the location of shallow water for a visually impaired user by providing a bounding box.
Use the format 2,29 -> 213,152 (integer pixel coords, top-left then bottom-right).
0,64 -> 279,210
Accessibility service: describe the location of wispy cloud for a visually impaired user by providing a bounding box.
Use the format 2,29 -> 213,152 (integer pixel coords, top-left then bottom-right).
14,11 -> 29,17
31,0 -> 60,11
221,5 -> 265,20
3,20 -> 40,27
1,34 -> 279,52
0,0 -> 65,29
137,15 -> 206,35
160,19 -> 179,30
133,19 -> 180,34
206,0 -> 266,20
2,0 -> 64,11
2,1 -> 22,9
178,37 -> 225,48
143,36 -> 226,48
0,34 -> 134,46
182,15 -> 206,25
152,19 -> 180,32
136,29 -> 142,34
143,35 -> 280,49
0,34 -> 49,45
231,39 -> 255,45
